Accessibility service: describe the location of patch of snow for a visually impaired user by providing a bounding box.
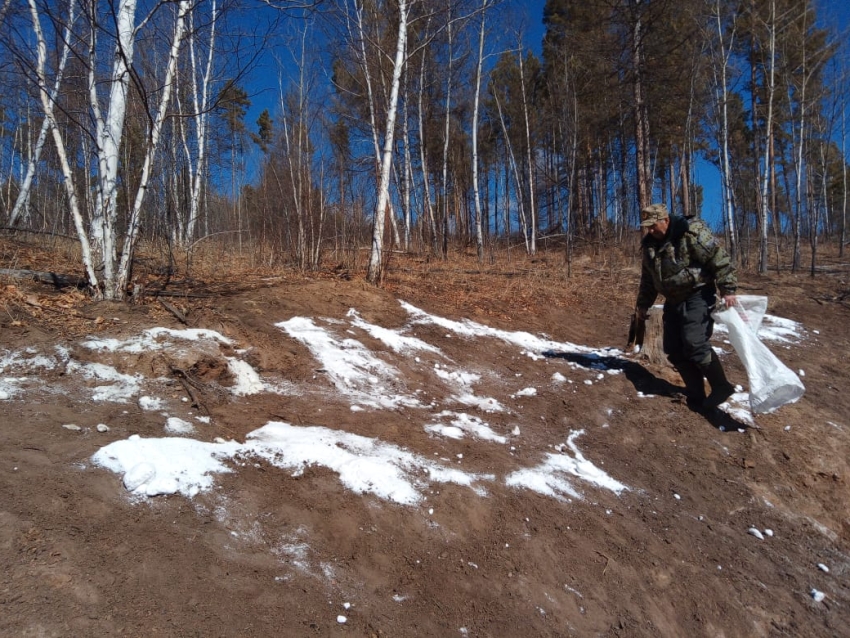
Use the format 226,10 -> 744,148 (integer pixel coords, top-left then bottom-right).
139,396 -> 163,411
227,358 -> 267,396
347,309 -> 442,355
82,327 -> 233,354
425,411 -> 507,443
92,435 -> 241,498
165,417 -> 195,435
277,317 -> 420,409
65,360 -> 141,402
505,430 -> 628,500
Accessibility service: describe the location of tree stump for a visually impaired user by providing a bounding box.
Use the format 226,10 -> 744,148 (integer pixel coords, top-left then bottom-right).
640,310 -> 667,367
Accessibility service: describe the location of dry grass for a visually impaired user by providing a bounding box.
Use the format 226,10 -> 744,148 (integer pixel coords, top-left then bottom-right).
3,231 -> 848,335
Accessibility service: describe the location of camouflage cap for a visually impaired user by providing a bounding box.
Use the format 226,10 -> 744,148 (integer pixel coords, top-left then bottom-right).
640,203 -> 669,227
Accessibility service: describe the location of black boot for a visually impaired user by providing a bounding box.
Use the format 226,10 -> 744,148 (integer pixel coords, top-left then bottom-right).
675,362 -> 707,411
700,351 -> 735,408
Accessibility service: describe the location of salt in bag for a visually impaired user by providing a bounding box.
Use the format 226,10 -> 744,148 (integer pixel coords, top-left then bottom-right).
711,295 -> 805,414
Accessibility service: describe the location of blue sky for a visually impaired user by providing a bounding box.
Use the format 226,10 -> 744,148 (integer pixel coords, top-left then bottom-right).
240,0 -> 850,230
515,0 -> 850,229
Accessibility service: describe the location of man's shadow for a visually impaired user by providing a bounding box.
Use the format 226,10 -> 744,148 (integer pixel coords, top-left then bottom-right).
543,350 -> 750,432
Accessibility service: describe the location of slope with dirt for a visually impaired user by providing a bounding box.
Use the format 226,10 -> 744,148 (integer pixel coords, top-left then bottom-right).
1,247 -> 849,637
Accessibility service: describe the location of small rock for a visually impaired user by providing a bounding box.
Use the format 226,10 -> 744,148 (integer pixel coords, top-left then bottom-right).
96,424 -> 110,433
810,588 -> 825,602
337,615 -> 347,624
763,528 -> 774,537
817,563 -> 829,573
747,527 -> 765,540
62,424 -> 82,431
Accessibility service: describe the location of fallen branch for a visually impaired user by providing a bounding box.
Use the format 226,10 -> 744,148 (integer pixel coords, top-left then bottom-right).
159,299 -> 187,324
139,289 -> 214,299
0,268 -> 87,289
169,365 -> 208,415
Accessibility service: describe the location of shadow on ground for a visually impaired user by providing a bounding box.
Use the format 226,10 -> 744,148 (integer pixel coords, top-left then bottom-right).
544,350 -> 751,432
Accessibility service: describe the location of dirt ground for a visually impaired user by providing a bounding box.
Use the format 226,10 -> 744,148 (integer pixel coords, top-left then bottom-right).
1,238 -> 850,637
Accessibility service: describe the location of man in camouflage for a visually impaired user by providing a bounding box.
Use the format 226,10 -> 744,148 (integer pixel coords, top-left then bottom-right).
634,203 -> 737,411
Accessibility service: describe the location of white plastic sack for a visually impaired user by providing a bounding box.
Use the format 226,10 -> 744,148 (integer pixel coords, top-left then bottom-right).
712,295 -> 805,414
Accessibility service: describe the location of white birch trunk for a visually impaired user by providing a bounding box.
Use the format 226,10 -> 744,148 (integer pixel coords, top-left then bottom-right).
27,0 -> 99,289
712,0 -> 738,264
417,35 -> 438,253
90,0 -> 139,298
402,78 -> 413,252
440,18 -> 453,259
117,0 -> 193,294
471,3 -> 487,262
757,0 -> 776,274
791,14 -> 809,273
493,88 -> 530,254
367,0 -> 408,284
9,6 -> 76,228
518,50 -> 536,255
185,0 -> 217,244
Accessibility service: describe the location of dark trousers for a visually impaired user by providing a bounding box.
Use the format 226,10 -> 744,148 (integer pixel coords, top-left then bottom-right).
662,286 -> 716,367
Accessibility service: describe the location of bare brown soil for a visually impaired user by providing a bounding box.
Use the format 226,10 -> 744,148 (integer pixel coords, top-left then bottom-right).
2,237 -> 850,637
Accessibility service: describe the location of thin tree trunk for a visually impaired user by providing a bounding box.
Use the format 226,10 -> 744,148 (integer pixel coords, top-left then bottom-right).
440,18 -> 453,260
518,50 -> 536,255
92,0 -> 140,299
471,2 -> 488,262
416,23 -> 438,255
632,0 -> 651,210
185,0 -> 217,245
367,0 -> 408,284
118,0 -> 193,295
9,7 -> 76,227
758,0 -> 776,274
27,0 -> 98,290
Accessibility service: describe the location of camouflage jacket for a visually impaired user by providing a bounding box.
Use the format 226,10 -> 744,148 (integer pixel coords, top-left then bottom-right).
636,216 -> 737,310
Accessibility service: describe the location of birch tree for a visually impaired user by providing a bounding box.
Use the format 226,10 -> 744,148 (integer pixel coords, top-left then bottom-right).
366,0 -> 408,284
471,0 -> 490,262
116,0 -> 193,294
439,16 -> 453,259
630,0 -> 652,211
27,0 -> 98,287
8,3 -> 77,228
756,0 -> 778,274
518,49 -> 536,255
706,0 -> 740,264
23,0 -> 197,299
178,0 -> 218,246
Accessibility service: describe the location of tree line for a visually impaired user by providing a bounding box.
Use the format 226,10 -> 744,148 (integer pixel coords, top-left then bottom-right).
1,0 -> 847,297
